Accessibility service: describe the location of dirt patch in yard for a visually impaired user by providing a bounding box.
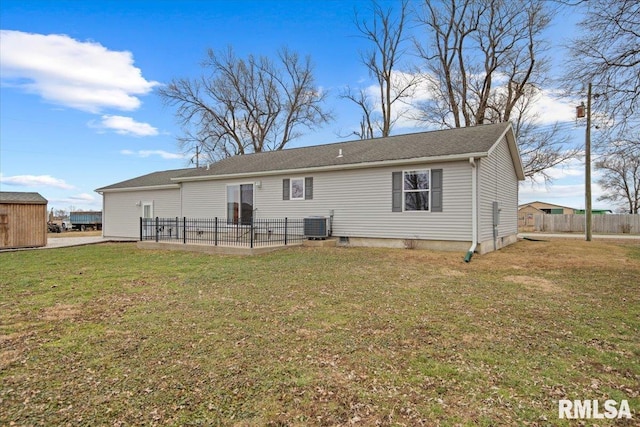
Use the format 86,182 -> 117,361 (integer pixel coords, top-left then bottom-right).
438,267 -> 466,277
503,275 -> 559,293
39,303 -> 80,321
0,330 -> 36,370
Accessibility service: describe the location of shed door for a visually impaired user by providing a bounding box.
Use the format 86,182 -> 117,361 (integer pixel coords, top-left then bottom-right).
0,213 -> 8,248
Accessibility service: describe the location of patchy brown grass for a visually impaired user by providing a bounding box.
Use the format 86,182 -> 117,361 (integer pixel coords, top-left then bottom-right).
503,275 -> 559,293
0,238 -> 638,426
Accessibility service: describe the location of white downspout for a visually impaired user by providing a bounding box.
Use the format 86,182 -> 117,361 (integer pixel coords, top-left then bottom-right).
465,157 -> 478,262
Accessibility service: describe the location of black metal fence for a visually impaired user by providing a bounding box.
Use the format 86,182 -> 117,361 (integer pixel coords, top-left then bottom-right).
140,217 -> 305,248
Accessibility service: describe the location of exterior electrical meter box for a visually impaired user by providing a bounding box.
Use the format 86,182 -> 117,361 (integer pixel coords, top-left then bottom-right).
493,202 -> 500,227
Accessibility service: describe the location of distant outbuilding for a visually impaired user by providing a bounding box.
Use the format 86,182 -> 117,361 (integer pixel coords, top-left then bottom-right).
0,191 -> 48,249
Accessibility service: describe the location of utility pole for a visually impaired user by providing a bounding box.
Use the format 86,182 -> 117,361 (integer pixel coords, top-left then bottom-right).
585,83 -> 593,241
191,145 -> 200,168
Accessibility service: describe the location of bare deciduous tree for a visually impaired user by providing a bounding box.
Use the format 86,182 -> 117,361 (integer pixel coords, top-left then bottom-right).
596,141 -> 640,213
159,47 -> 332,161
341,88 -> 376,140
342,0 -> 420,139
413,0 -> 575,179
565,0 -> 640,138
415,0 -> 551,126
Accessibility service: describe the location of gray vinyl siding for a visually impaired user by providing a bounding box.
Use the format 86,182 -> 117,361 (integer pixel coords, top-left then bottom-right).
102,188 -> 180,238
181,180 -> 225,218
99,154 -> 513,243
478,136 -> 519,241
180,161 -> 474,241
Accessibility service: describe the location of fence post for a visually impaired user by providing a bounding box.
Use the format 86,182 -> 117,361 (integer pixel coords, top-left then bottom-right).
215,217 -> 218,246
155,217 -> 159,242
285,217 -> 288,245
250,218 -> 254,248
183,217 -> 186,244
140,217 -> 143,241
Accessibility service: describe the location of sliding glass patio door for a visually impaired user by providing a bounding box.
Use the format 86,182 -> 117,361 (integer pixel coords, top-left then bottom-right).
227,184 -> 253,225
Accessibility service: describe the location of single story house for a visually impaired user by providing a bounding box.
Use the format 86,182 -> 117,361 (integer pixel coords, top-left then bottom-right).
0,191 -> 48,249
96,123 -> 525,256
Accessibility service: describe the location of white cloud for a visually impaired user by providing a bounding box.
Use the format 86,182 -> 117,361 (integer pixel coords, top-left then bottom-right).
517,154 -> 618,209
120,149 -> 184,160
527,89 -> 578,124
0,173 -> 75,190
0,30 -> 159,113
48,195 -> 100,211
519,176 -> 607,210
542,157 -> 586,181
356,71 -> 435,131
69,193 -> 95,202
91,115 -> 159,136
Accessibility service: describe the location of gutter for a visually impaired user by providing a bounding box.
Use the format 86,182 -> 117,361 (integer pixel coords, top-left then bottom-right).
96,184 -> 181,194
464,157 -> 478,262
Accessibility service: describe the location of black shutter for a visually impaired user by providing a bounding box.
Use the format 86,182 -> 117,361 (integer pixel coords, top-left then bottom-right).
431,169 -> 443,212
283,179 -> 290,200
305,177 -> 313,200
392,172 -> 402,212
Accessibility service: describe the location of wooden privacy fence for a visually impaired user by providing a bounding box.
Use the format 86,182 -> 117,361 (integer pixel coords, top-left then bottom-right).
534,214 -> 640,234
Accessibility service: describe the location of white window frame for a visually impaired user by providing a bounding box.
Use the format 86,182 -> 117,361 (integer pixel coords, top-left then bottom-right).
142,202 -> 153,218
403,169 -> 431,212
290,177 -> 305,201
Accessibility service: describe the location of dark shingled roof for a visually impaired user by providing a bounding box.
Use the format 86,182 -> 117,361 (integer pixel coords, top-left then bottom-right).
0,191 -> 48,204
96,123 -> 516,191
178,123 -> 511,179
96,168 -> 193,192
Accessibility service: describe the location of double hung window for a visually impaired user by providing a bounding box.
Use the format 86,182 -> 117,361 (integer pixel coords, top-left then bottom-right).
392,169 -> 442,212
403,170 -> 430,211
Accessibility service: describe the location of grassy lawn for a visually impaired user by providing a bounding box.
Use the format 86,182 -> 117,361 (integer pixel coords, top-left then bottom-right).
1,239 -> 638,426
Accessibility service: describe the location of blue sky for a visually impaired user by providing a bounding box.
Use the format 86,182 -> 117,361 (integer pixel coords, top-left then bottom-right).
0,0 -> 605,213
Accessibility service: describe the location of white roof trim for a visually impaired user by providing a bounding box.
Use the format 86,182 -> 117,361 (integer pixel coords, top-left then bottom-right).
97,184 -> 181,194
487,123 -> 525,180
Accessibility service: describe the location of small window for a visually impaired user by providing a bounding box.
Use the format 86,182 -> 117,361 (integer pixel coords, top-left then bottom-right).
290,178 -> 305,200
283,177 -> 313,200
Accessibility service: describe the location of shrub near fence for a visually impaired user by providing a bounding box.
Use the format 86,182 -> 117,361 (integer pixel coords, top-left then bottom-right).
534,214 -> 640,234
141,217 -> 305,248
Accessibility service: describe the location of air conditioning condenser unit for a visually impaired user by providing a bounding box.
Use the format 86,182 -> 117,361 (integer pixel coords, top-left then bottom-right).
304,216 -> 329,239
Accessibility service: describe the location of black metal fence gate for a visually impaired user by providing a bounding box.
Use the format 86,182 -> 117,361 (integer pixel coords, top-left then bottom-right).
140,217 -> 305,248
